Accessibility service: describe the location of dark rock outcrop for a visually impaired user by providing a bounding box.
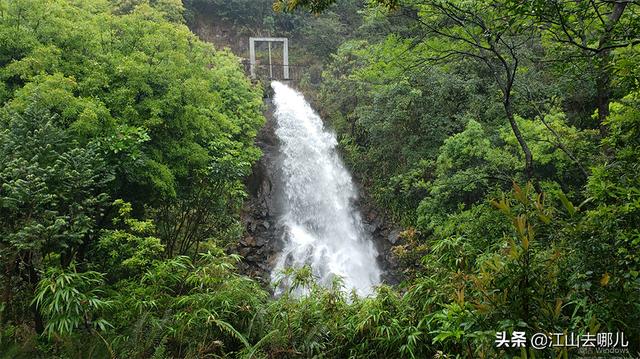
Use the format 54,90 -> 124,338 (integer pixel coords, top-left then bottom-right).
358,201 -> 403,285
233,100 -> 286,285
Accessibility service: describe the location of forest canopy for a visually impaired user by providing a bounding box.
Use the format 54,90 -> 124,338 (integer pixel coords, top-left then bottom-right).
1,0 -> 266,356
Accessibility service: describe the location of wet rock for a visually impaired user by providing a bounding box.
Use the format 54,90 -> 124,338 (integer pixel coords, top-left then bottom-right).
372,218 -> 383,233
363,223 -> 376,233
387,229 -> 402,245
234,104 -> 286,286
241,235 -> 256,247
255,235 -> 268,247
239,246 -> 251,257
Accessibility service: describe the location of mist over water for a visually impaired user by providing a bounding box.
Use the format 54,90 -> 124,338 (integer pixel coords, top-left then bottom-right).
270,81 -> 381,296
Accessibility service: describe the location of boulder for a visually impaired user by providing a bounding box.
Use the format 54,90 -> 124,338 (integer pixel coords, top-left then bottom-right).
241,235 -> 257,247
387,229 -> 402,245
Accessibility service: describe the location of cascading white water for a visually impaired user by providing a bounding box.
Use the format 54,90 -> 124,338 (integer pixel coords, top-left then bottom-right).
270,81 -> 381,296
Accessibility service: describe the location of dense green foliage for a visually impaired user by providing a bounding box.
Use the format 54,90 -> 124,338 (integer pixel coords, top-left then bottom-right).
312,0 -> 640,357
0,0 -> 266,356
1,0 -> 639,358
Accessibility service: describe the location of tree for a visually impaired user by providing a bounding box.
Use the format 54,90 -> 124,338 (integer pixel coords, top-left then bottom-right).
412,1 -> 544,189
279,0 -> 543,189
0,106 -> 113,332
0,0 -> 265,348
510,0 -> 640,135
272,0 -> 350,13
0,0 -> 265,251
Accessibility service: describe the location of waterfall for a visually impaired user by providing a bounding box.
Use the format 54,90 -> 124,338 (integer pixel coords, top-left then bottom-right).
270,81 -> 381,296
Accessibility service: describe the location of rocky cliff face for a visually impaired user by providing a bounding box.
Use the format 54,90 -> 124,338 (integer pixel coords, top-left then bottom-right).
232,100 -> 283,285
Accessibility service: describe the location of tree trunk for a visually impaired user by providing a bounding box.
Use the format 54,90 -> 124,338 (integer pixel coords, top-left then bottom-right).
595,54 -> 611,138
1,258 -> 16,325
32,301 -> 44,334
504,96 -> 541,193
26,254 -> 44,334
595,1 -> 628,138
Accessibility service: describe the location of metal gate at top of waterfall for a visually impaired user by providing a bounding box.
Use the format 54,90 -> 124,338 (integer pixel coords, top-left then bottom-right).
249,37 -> 289,80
